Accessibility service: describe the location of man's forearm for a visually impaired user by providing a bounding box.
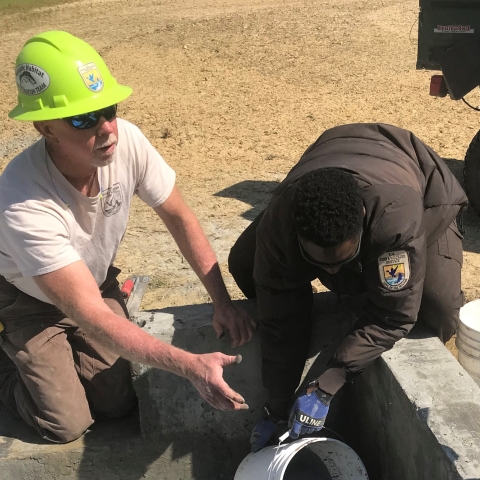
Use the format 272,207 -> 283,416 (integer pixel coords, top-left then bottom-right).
153,187 -> 259,347
80,308 -> 198,376
39,278 -> 198,378
157,203 -> 232,308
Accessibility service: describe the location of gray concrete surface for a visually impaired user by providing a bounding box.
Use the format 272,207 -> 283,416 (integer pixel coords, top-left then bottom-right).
344,328 -> 480,480
1,294 -> 480,479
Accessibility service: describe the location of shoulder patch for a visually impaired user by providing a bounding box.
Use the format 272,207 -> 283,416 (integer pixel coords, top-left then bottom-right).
378,250 -> 410,291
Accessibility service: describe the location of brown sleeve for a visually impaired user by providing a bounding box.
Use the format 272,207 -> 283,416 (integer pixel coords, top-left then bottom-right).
317,190 -> 427,395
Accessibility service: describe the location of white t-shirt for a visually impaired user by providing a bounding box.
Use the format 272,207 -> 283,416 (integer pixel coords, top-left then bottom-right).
0,118 -> 175,303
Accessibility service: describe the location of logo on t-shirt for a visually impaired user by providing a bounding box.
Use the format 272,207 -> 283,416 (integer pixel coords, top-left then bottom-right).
101,183 -> 123,216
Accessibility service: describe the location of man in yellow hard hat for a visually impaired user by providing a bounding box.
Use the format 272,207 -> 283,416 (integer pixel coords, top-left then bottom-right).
0,31 -> 256,443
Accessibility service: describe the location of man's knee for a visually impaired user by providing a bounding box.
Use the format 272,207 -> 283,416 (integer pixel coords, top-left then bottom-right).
418,293 -> 462,343
36,385 -> 136,443
228,241 -> 252,283
228,210 -> 265,299
38,410 -> 93,444
228,233 -> 257,299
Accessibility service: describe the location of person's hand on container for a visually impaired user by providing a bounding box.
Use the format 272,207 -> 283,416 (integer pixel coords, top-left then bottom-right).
288,381 -> 332,439
250,405 -> 288,453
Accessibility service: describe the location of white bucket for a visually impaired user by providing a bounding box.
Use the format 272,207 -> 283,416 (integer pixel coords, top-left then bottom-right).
234,437 -> 369,480
457,299 -> 480,387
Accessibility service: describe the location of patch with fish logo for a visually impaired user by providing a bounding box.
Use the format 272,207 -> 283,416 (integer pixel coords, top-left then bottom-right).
378,250 -> 410,291
78,62 -> 104,92
16,64 -> 50,95
101,182 -> 123,217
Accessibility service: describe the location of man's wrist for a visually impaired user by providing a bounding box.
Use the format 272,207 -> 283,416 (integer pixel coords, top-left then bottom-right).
314,388 -> 333,406
212,297 -> 233,310
316,367 -> 348,396
172,350 -> 200,380
307,379 -> 333,405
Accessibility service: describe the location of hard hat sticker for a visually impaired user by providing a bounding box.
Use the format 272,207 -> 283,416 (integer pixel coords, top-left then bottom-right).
78,62 -> 104,92
16,64 -> 50,96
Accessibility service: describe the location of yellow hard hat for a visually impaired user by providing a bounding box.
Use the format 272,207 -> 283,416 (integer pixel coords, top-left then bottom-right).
9,31 -> 132,121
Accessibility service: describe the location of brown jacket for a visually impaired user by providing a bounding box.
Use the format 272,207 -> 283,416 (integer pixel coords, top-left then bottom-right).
253,123 -> 467,395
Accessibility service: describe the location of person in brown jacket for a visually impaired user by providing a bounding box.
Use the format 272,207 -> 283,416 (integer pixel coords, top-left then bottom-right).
228,123 -> 468,452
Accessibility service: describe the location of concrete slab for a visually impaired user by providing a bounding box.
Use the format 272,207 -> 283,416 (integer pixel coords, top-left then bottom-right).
0,402 -> 249,479
0,404 -> 147,479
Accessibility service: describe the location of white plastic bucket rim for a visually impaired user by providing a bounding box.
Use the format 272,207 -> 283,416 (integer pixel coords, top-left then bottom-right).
234,437 -> 369,480
459,300 -> 480,337
457,300 -> 480,387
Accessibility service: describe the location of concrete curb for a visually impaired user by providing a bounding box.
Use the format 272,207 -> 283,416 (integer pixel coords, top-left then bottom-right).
347,331 -> 480,480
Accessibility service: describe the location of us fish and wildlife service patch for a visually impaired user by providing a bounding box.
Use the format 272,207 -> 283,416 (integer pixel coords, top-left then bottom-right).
378,250 -> 410,291
78,62 -> 104,92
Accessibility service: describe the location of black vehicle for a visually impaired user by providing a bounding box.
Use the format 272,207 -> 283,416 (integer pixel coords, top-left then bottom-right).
417,0 -> 480,212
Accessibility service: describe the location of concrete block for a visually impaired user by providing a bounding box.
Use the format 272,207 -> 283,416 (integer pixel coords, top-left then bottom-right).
132,295 -> 480,480
130,300 -> 263,479
343,328 -> 480,480
131,300 -> 265,440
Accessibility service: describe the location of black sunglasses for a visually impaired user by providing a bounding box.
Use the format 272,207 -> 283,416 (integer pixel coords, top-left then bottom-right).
63,104 -> 117,129
298,230 -> 362,269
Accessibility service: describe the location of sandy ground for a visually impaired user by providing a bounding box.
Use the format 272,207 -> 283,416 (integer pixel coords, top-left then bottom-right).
2,0 -> 480,357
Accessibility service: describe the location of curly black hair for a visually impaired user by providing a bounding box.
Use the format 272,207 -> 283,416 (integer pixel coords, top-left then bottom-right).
291,168 -> 364,247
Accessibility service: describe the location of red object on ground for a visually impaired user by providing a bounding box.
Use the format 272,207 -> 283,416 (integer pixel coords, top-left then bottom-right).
430,75 -> 448,97
120,278 -> 135,298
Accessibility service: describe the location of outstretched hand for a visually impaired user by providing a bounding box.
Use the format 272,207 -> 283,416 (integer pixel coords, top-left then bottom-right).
188,352 -> 249,411
212,302 -> 257,348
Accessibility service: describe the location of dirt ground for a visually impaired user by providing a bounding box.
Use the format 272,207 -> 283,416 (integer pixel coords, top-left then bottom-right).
1,0 -> 480,358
